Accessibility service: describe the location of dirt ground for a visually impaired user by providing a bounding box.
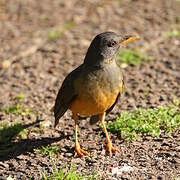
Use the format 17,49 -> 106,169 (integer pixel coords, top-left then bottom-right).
0,0 -> 180,179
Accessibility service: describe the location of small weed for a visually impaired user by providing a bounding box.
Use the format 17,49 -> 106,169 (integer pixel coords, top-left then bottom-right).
63,21 -> 74,31
16,129 -> 28,140
48,29 -> 60,41
36,147 -> 99,179
48,21 -> 74,41
117,49 -> 151,67
34,145 -> 58,157
31,127 -> 44,135
14,93 -> 25,101
0,104 -> 30,116
166,30 -> 180,38
0,122 -> 25,144
40,159 -> 98,180
106,100 -> 180,141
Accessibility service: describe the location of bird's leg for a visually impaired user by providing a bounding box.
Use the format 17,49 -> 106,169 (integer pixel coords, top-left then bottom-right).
100,112 -> 119,156
73,113 -> 88,157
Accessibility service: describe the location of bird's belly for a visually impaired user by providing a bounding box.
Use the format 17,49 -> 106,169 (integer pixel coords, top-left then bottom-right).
70,85 -> 120,116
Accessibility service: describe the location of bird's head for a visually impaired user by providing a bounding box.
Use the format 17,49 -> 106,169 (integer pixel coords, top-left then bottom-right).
84,32 -> 139,65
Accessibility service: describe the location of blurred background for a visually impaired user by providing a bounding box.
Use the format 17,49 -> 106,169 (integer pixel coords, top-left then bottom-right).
0,0 -> 180,179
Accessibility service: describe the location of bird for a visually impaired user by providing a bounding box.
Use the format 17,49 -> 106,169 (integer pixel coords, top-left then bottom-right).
54,32 -> 139,157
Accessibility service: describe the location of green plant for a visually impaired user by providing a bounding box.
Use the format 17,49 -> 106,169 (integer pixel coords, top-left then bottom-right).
166,30 -> 180,38
48,21 -> 74,41
34,145 -> 58,157
14,93 -> 25,101
0,122 -> 25,143
36,147 -> 99,179
48,29 -> 60,41
117,49 -> 151,66
31,127 -> 44,135
0,104 -> 30,116
16,129 -> 28,140
40,161 -> 98,180
106,101 -> 180,141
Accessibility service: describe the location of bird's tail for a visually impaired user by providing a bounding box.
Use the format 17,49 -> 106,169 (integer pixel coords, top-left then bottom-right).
50,106 -> 54,112
50,106 -> 59,128
54,117 -> 59,128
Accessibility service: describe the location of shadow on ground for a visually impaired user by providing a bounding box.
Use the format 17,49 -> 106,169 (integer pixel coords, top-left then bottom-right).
0,121 -> 72,161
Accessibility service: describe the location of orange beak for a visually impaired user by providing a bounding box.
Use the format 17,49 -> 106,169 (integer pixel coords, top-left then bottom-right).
121,35 -> 140,46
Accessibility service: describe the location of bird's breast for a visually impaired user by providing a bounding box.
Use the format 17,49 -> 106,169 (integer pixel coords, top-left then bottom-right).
70,63 -> 123,116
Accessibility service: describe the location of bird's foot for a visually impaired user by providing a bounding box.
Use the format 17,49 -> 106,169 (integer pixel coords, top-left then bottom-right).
106,142 -> 119,156
75,144 -> 89,157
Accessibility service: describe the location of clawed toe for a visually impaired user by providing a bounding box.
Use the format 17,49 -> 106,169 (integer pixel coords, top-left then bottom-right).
75,145 -> 89,157
106,143 -> 119,156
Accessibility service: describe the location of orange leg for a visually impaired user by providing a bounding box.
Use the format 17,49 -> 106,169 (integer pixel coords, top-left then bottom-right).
100,112 -> 119,156
73,113 -> 88,157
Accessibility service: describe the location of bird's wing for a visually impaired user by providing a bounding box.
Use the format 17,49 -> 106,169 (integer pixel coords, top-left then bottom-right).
106,79 -> 124,114
54,65 -> 83,127
106,93 -> 120,114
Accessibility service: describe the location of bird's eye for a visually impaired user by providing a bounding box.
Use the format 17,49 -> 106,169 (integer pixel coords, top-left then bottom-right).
108,41 -> 117,47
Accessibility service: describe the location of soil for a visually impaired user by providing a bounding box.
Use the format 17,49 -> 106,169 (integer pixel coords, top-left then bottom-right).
0,0 -> 180,179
